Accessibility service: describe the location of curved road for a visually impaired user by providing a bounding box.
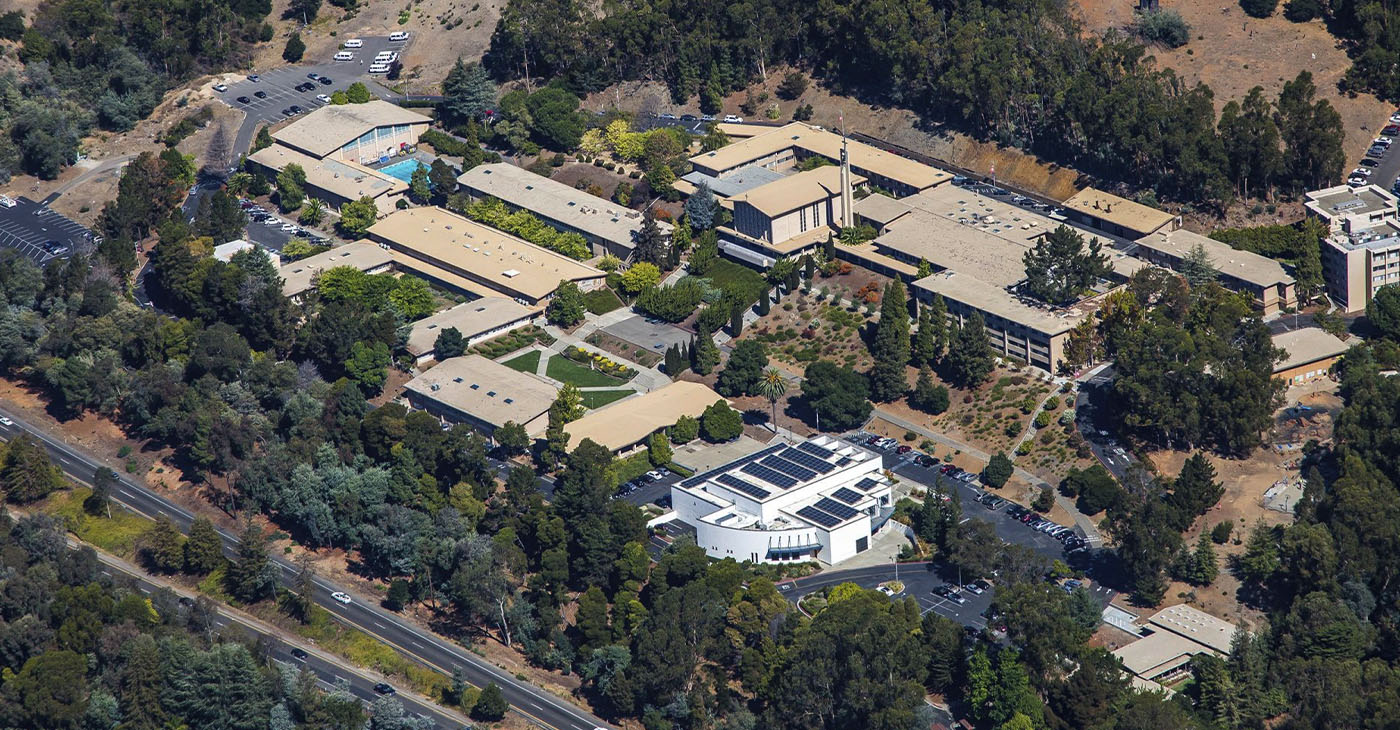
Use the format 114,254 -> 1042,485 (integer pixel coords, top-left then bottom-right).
0,407 -> 607,730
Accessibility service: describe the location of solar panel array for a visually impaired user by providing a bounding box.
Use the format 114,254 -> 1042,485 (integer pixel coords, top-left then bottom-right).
761,455 -> 817,482
831,487 -> 864,505
741,462 -> 798,489
782,448 -> 836,474
815,497 -> 860,521
797,441 -> 836,460
796,505 -> 841,528
854,477 -> 881,492
717,474 -> 770,500
680,443 -> 786,488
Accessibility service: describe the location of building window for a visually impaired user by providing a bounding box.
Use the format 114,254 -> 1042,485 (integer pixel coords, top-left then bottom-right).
800,207 -> 808,232
855,537 -> 869,553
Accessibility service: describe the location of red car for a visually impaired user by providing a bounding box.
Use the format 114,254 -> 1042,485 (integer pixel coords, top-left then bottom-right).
896,445 -> 912,454
1383,125 -> 1400,137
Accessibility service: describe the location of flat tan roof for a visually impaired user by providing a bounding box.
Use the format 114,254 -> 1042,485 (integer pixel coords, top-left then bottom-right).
1135,229 -> 1294,289
279,241 -> 394,297
368,207 -> 605,302
565,381 -> 723,452
250,145 -> 407,202
457,163 -> 669,251
1063,187 -> 1176,237
730,166 -> 862,217
272,100 -> 430,158
714,122 -> 772,138
1147,604 -> 1240,654
1273,328 -> 1349,373
689,122 -> 949,191
405,298 -> 540,357
913,271 -> 1090,336
403,355 -> 558,430
1113,630 -> 1211,678
1304,184 -> 1397,222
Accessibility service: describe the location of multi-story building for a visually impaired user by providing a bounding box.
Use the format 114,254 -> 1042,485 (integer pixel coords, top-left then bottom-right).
670,435 -> 894,565
1306,185 -> 1400,312
1132,229 -> 1296,315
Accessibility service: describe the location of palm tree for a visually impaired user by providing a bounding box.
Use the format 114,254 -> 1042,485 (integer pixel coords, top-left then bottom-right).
757,368 -> 787,432
299,198 -> 324,226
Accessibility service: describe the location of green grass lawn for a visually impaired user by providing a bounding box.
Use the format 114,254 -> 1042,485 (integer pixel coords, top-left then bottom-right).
703,258 -> 768,305
581,389 -> 635,409
48,487 -> 153,560
583,287 -> 624,315
502,350 -> 541,373
545,355 -> 626,387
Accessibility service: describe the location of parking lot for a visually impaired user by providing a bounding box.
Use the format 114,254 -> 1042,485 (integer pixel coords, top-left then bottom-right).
0,195 -> 96,266
600,314 -> 695,355
1357,113 -> 1400,191
215,35 -> 410,154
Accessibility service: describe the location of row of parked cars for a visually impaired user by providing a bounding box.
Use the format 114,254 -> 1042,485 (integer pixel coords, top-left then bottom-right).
1006,504 -> 1089,554
616,469 -> 670,497
240,200 -> 327,241
931,579 -> 992,606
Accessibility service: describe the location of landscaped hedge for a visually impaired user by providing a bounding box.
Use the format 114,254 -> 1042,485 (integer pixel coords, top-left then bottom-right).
563,345 -> 636,379
472,325 -> 555,358
463,197 -> 592,260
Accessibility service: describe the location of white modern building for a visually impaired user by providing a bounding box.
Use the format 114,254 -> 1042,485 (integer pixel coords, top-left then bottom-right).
670,435 -> 893,565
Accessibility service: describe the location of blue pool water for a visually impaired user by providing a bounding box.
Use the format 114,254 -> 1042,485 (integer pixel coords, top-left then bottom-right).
379,158 -> 429,182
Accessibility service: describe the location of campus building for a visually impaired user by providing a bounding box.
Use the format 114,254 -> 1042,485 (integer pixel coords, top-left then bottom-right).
248,101 -> 431,211
278,241 -> 395,300
272,100 -> 431,166
403,298 -> 540,364
456,163 -> 670,260
366,207 -> 607,305
1272,328 -> 1349,385
715,166 -> 863,264
670,435 -> 894,565
1112,604 -> 1241,692
1306,185 -> 1400,312
1131,229 -> 1297,315
687,122 -> 950,198
564,381 -> 723,453
1061,187 -> 1179,239
401,355 -> 557,436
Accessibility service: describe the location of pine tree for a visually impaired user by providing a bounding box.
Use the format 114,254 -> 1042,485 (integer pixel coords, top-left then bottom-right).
910,366 -> 949,414
575,586 -> 611,652
945,313 -> 995,387
141,516 -> 185,573
803,254 -> 815,282
441,58 -> 498,126
183,517 -> 225,575
869,279 -> 911,402
1194,532 -> 1219,585
914,298 -> 945,367
633,208 -> 668,265
1181,242 -> 1219,288
472,682 -> 509,721
685,181 -> 717,230
226,525 -> 275,603
917,258 -> 933,278
692,331 -> 721,375
730,305 -> 744,337
757,287 -> 771,315
822,233 -> 836,260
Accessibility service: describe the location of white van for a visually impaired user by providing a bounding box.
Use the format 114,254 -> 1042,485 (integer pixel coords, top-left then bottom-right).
389,31 -> 409,42
368,63 -> 390,74
343,38 -> 363,48
333,51 -> 354,61
373,51 -> 395,62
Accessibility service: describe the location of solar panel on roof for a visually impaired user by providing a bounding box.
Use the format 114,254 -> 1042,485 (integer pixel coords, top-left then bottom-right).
761,455 -> 817,482
797,441 -> 835,460
741,462 -> 797,489
854,477 -> 880,492
717,474 -> 770,500
679,443 -> 786,488
815,497 -> 860,521
831,487 -> 863,505
783,448 -> 836,474
796,506 -> 841,528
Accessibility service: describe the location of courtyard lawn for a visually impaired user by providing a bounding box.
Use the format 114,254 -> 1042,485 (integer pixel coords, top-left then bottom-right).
545,355 -> 627,387
581,389 -> 635,409
700,259 -> 768,304
502,350 -> 541,373
584,288 -> 624,315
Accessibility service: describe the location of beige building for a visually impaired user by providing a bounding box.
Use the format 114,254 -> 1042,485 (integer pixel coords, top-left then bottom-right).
716,166 -> 864,263
1112,604 -> 1241,689
564,381 -> 724,453
248,144 -> 408,210
278,241 -> 394,300
1305,184 -> 1399,233
367,207 -> 607,304
1062,187 -> 1179,239
456,163 -> 670,260
1132,229 -> 1297,315
1272,328 -> 1349,385
401,355 -> 557,436
403,298 -> 540,364
272,100 -> 431,165
689,122 -> 950,197
1306,185 -> 1400,312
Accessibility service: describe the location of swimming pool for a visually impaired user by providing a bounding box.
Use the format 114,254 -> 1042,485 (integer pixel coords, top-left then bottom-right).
379,158 -> 429,182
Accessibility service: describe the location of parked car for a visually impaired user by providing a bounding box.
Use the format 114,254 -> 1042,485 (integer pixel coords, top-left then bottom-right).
962,582 -> 985,595
319,76 -> 333,85
915,454 -> 939,467
680,114 -> 698,122
236,96 -> 251,104
316,94 -> 332,104
247,74 -> 260,82
389,31 -> 410,41
700,114 -> 716,121
307,72 -> 321,80
1383,124 -> 1400,136
343,38 -> 363,48
254,90 -> 268,99
212,83 -> 228,92
944,590 -> 967,605
896,445 -> 912,454
722,114 -> 743,123
1377,136 -> 1394,147
289,105 -> 304,114
658,113 -> 678,121
330,592 -> 352,604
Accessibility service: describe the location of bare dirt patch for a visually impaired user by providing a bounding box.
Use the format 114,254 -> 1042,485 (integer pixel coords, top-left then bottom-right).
1071,0 -> 1390,170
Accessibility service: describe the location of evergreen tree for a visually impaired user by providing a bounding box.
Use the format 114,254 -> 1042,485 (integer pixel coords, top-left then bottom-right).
282,33 -> 305,63
84,467 -> 114,517
717,340 -> 768,397
1022,225 -> 1112,305
689,229 -> 718,275
914,296 -> 947,366
945,313 -> 996,387
869,279 -> 911,402
692,331 -> 721,375
729,305 -> 744,337
471,683 -> 509,721
916,258 -> 934,278
1,433 -> 65,503
226,524 -> 276,603
685,181 -> 717,230
910,366 -> 949,414
1181,242 -> 1219,288
633,208 -> 668,265
441,58 -> 498,126
983,452 -> 1013,487
408,164 -> 431,204
757,287 -> 771,315
648,431 -> 672,466
575,586 -> 611,653
434,327 -> 467,359
252,125 -> 274,153
663,344 -> 681,376
547,280 -> 586,326
141,516 -> 185,573
803,254 -> 815,281
1171,452 -> 1225,526
183,517 -> 225,575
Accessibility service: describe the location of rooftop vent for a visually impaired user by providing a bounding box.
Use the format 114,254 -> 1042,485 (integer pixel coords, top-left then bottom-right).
487,390 -> 496,397
470,383 -> 479,390
452,377 -> 462,382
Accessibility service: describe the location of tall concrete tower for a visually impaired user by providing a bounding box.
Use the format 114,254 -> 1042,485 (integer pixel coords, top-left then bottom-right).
839,116 -> 854,228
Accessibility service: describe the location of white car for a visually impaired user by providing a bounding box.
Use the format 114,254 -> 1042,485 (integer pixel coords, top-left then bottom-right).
280,223 -> 297,232
368,63 -> 390,74
722,114 -> 743,123
876,585 -> 897,597
0,416 -> 13,427
316,94 -> 331,104
0,196 -> 16,208
330,591 -> 352,604
343,38 -> 363,48
264,218 -> 281,226
389,31 -> 409,41
213,83 -> 229,92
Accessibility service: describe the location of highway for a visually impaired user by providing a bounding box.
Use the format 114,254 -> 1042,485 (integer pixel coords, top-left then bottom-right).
89,547 -> 469,729
0,406 -> 608,730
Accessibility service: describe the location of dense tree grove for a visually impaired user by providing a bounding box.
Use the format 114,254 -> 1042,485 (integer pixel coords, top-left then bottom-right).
484,0 -> 1343,203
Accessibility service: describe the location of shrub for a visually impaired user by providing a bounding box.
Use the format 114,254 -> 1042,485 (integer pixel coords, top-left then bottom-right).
1211,521 -> 1235,544
1239,0 -> 1278,17
1032,486 -> 1055,513
1133,9 -> 1190,48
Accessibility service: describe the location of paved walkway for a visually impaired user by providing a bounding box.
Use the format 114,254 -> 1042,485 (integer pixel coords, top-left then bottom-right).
873,408 -> 1104,544
539,320 -> 671,392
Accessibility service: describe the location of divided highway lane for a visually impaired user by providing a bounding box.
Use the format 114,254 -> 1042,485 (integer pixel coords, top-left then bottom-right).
0,408 -> 609,730
92,552 -> 466,729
